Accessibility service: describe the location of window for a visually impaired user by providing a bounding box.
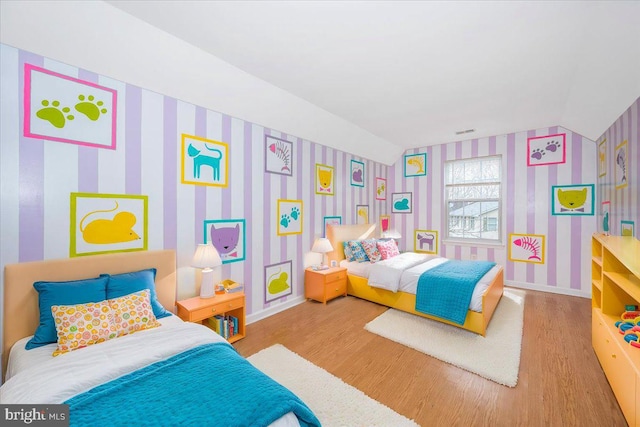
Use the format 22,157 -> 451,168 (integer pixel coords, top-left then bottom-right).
445,156 -> 502,242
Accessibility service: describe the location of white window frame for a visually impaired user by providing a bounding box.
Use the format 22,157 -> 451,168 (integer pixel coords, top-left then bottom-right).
444,155 -> 503,244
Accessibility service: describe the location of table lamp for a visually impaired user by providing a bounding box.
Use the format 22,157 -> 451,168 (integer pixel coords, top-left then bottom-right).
382,229 -> 402,239
311,237 -> 333,269
191,243 -> 222,298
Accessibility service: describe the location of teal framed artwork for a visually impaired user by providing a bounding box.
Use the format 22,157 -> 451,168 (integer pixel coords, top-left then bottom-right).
551,184 -> 594,216
404,153 -> 427,177
203,219 -> 246,264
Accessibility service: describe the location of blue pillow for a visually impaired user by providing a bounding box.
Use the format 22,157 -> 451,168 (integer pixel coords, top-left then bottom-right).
103,268 -> 171,319
347,240 -> 370,263
26,276 -> 109,350
342,241 -> 354,262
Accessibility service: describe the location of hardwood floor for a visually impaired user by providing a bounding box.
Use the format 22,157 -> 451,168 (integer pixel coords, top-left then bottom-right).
234,288 -> 627,427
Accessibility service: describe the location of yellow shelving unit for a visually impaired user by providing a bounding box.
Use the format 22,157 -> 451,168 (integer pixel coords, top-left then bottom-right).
591,233 -> 640,427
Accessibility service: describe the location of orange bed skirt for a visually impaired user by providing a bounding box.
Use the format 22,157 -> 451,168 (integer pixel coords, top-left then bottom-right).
348,267 -> 504,336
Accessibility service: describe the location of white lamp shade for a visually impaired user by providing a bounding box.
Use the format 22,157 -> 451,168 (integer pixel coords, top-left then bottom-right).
311,237 -> 333,254
191,243 -> 222,269
382,229 -> 402,239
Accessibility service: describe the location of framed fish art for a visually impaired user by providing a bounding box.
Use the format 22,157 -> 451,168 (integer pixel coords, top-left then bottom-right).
265,135 -> 293,176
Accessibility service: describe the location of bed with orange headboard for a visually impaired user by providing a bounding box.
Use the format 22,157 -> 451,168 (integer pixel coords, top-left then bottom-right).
326,223 -> 504,336
1,250 -> 319,427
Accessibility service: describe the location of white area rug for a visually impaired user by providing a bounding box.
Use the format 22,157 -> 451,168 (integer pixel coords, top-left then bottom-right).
364,289 -> 525,387
248,344 -> 418,427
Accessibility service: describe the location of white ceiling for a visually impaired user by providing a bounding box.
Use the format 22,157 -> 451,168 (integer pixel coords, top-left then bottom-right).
107,0 -> 639,150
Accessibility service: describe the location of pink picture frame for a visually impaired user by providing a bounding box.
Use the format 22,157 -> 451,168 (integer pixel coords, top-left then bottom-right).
24,64 -> 118,149
527,133 -> 566,167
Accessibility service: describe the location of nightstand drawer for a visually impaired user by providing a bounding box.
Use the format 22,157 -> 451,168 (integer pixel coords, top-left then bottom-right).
328,280 -> 347,296
190,298 -> 243,322
325,270 -> 346,283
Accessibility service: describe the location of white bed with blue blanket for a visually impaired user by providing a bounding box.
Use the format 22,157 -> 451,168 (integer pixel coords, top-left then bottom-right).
327,224 -> 505,336
1,250 -> 319,427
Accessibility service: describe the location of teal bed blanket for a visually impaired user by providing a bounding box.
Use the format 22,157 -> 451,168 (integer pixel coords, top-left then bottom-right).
415,260 -> 496,325
64,342 -> 320,427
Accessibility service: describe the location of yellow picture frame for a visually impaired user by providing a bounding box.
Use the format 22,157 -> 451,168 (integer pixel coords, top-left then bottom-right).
508,233 -> 545,264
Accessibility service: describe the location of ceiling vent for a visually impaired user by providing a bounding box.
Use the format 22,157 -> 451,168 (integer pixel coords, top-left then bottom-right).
455,129 -> 476,135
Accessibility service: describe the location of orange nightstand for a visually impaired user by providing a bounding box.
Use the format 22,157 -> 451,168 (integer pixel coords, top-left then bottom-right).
176,291 -> 246,343
304,267 -> 347,304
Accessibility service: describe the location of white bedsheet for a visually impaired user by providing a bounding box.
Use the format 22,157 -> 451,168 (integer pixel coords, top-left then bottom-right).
340,254 -> 501,312
1,315 -> 300,427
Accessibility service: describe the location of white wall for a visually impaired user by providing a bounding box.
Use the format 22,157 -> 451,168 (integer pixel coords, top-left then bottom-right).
0,0 -> 403,166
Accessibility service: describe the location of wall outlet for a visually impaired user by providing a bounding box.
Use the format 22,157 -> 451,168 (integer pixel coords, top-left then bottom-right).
470,254 -> 477,260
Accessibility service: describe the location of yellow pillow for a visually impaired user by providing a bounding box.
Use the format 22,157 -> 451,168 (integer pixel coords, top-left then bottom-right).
109,289 -> 161,337
51,300 -> 118,356
51,290 -> 161,356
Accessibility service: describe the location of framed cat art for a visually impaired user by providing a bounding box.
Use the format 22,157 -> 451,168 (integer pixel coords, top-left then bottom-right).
315,164 -> 334,195
181,134 -> 229,187
551,184 -> 594,216
203,219 -> 246,264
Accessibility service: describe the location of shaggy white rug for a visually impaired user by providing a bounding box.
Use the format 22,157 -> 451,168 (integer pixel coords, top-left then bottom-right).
247,344 -> 418,427
364,289 -> 525,387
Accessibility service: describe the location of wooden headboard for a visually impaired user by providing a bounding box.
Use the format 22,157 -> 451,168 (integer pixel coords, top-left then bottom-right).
2,250 -> 177,381
326,223 -> 378,264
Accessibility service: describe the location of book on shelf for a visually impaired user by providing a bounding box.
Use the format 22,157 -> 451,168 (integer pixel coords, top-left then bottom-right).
207,314 -> 238,340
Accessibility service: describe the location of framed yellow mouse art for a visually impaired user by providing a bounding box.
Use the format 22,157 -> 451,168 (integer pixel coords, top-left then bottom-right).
70,192 -> 148,257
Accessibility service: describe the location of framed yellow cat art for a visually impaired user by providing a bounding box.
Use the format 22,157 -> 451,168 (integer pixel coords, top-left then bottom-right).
315,164 -> 334,196
551,184 -> 594,216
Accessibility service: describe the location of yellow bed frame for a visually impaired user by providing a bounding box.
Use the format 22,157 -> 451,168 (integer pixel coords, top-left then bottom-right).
326,224 -> 504,336
2,250 -> 177,381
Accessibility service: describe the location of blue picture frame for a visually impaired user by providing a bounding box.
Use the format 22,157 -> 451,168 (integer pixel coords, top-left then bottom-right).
404,153 -> 427,177
551,184 -> 595,216
350,159 -> 365,187
323,216 -> 342,237
203,218 -> 246,264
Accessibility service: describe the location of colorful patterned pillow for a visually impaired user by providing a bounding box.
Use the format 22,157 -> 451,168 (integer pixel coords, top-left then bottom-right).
109,289 -> 161,337
347,240 -> 369,262
342,241 -> 354,262
377,239 -> 400,259
360,239 -> 382,263
51,300 -> 118,356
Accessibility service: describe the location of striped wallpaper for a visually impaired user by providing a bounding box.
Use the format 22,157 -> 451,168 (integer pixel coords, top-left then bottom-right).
388,126 -> 597,296
0,44 -> 388,320
596,97 -> 639,238
1,41 -> 624,327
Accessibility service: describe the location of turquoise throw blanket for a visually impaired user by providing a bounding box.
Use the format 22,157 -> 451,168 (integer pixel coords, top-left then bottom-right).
65,342 -> 320,427
415,260 -> 496,325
